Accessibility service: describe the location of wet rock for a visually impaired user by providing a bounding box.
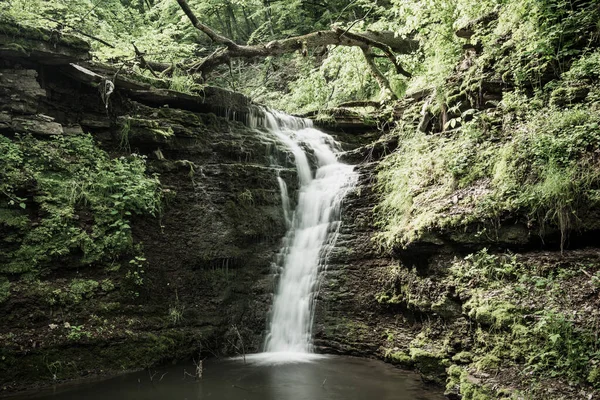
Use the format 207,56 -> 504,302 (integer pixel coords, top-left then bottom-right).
11,116 -> 63,135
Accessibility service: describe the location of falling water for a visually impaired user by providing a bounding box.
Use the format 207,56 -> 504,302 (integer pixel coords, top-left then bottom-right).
256,109 -> 357,362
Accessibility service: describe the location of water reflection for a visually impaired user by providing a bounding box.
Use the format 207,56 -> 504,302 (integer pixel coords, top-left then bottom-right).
264,359 -> 322,400
10,355 -> 444,400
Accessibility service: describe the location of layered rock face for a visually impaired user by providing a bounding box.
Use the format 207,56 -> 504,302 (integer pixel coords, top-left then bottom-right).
314,12 -> 600,399
0,24 -> 298,391
316,136 -> 600,400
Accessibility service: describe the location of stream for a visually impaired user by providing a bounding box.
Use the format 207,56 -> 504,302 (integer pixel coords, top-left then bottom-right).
9,356 -> 444,400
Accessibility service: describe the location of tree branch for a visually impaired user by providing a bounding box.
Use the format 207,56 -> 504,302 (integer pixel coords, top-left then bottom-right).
175,0 -> 238,49
42,17 -> 115,48
334,28 -> 411,78
174,0 -> 417,83
132,43 -> 159,78
362,47 -> 397,100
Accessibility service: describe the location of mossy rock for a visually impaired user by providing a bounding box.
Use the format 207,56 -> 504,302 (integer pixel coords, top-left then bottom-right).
451,351 -> 473,364
474,354 -> 501,371
385,350 -> 414,367
549,84 -> 590,107
409,347 -> 449,383
0,328 -> 212,388
431,296 -> 462,319
465,298 -> 518,329
0,18 -> 90,64
0,17 -> 89,50
445,364 -> 495,400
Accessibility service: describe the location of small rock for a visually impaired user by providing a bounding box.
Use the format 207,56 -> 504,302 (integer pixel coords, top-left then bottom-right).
62,124 -> 84,135
12,117 -> 63,135
36,114 -> 55,122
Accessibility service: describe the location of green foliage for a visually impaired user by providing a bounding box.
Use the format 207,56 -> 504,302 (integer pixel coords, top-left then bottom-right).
386,0 -> 466,94
449,251 -> 600,388
0,134 -> 162,276
66,324 -> 91,341
277,48 -> 379,113
375,89 -> 600,248
496,0 -> 599,86
452,249 -> 521,284
374,124 -> 494,247
124,255 -> 146,297
100,279 -> 115,292
169,68 -> 202,94
525,310 -> 597,381
565,50 -> 600,81
3,0 -> 598,115
47,279 -> 99,306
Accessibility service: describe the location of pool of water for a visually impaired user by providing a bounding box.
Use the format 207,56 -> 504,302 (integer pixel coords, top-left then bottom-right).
9,355 -> 444,400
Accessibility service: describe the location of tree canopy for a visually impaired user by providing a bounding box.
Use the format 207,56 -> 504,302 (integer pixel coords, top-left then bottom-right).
2,0 -> 599,113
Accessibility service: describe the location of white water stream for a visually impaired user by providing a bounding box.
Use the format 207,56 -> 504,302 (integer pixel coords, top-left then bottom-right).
253,110 -> 357,363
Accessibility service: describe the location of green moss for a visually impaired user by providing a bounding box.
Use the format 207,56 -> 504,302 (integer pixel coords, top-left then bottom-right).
446,364 -> 495,400
0,277 -> 11,304
46,279 -> 100,306
460,383 -> 494,400
100,279 -> 115,292
385,350 -> 414,367
409,347 -> 448,380
431,296 -> 461,319
69,279 -> 99,301
99,302 -> 121,312
451,351 -> 473,364
445,364 -> 465,396
376,291 -> 403,304
474,354 -> 501,371
0,16 -> 90,50
465,296 -> 518,329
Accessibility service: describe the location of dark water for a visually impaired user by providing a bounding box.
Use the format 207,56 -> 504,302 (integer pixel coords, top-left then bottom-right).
10,355 -> 443,400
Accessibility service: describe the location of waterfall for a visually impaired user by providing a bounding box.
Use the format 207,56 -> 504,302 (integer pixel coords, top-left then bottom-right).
256,109 -> 357,362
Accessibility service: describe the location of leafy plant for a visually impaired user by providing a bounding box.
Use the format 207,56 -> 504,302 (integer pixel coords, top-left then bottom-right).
0,134 -> 162,276
66,324 -> 91,341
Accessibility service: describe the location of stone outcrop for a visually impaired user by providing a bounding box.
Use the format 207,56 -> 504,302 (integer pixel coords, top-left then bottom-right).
313,11 -> 600,399
0,22 -> 298,391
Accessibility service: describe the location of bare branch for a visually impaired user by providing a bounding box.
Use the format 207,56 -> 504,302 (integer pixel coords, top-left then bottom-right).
361,47 -> 397,100
175,0 -> 238,49
335,28 -> 411,78
42,16 -> 115,48
173,0 -> 417,93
